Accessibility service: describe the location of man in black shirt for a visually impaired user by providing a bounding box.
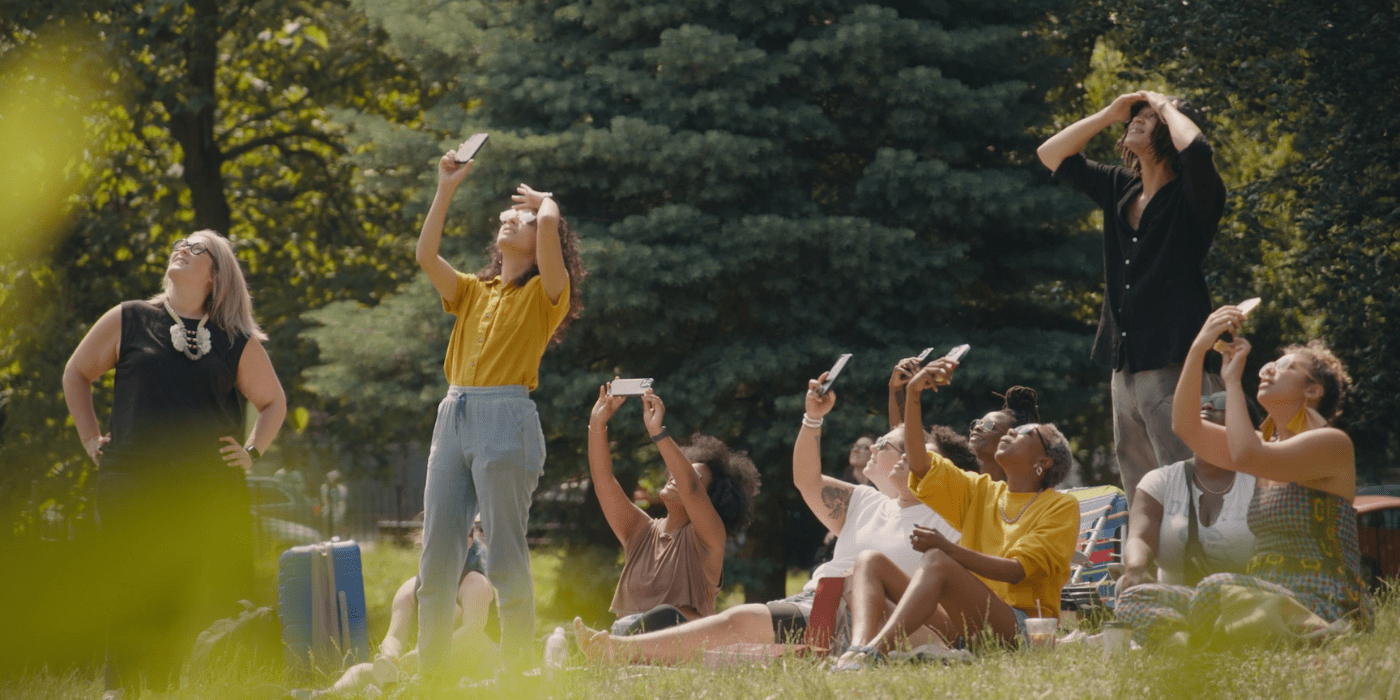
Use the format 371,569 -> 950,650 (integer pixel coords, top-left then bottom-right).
1037,91 -> 1226,504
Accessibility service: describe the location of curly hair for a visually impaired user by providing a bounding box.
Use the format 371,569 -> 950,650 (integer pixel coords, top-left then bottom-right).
1281,339 -> 1352,422
476,214 -> 586,344
994,386 -> 1041,427
927,425 -> 980,473
680,434 -> 762,536
1035,423 -> 1074,490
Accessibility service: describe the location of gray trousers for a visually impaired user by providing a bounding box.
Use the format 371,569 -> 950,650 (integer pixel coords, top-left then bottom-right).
418,385 -> 544,676
1111,365 -> 1221,505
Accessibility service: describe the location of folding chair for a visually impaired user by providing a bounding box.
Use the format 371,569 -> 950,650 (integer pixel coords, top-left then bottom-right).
1058,485 -> 1129,614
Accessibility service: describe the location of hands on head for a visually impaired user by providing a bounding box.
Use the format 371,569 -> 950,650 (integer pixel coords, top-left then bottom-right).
511,184 -> 551,212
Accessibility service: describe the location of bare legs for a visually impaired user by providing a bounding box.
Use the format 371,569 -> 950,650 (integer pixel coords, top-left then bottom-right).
574,603 -> 776,664
846,549 -> 1019,658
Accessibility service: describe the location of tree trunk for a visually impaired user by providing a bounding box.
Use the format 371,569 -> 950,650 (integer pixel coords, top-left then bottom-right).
165,0 -> 232,234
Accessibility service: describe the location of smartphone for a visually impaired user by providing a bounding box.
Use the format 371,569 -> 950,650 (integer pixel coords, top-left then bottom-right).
943,344 -> 971,363
1237,297 -> 1261,316
817,354 -> 853,396
914,347 -> 936,362
454,132 -> 489,164
608,378 -> 654,397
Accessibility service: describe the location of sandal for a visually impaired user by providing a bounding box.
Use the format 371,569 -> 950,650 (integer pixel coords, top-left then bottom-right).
831,645 -> 885,671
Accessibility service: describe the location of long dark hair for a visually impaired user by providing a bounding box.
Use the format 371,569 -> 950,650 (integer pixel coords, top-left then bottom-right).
476,215 -> 586,344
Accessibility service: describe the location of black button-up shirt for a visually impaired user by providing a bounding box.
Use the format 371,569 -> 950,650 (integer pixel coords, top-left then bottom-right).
1054,135 -> 1226,372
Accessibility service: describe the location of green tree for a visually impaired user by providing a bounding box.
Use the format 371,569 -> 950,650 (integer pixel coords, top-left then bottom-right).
0,1 -> 429,533
1074,0 -> 1400,479
328,0 -> 1110,600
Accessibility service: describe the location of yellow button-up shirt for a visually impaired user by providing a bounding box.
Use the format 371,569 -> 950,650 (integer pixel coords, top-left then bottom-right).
442,272 -> 569,390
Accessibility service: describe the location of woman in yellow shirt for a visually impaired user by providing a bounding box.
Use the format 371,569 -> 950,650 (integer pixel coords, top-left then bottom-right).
835,360 -> 1079,667
413,146 -> 585,676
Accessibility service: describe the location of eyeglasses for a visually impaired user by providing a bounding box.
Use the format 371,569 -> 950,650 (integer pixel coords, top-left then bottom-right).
1014,423 -> 1051,454
171,239 -> 209,256
499,209 -> 537,225
1201,393 -> 1227,411
970,418 -> 1003,434
872,437 -> 903,455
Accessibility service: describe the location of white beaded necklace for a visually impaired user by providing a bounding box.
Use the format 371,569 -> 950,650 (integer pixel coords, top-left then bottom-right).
163,300 -> 212,361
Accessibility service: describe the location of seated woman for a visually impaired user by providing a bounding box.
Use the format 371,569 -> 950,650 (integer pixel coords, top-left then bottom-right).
835,360 -> 1079,667
588,383 -> 761,635
1116,307 -> 1373,645
573,372 -> 977,664
888,356 -> 1039,479
294,523 -> 496,698
1119,391 -> 1257,591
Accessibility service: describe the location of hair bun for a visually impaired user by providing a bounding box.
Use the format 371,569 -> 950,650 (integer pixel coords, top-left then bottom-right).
1000,386 -> 1041,424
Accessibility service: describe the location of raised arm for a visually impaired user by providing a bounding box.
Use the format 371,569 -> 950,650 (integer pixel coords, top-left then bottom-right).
887,357 -> 919,431
1119,491 -> 1165,592
794,373 -> 856,534
1037,92 -> 1147,173
63,305 -> 122,464
416,153 -> 472,301
1143,91 -> 1202,153
1172,306 -> 1245,469
588,383 -> 651,546
1218,339 -> 1355,493
513,185 -> 566,304
642,392 -> 727,552
902,359 -> 958,478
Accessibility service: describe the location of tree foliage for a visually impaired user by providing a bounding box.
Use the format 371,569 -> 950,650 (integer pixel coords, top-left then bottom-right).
0,0 -> 429,534
1074,0 -> 1400,479
316,0 -> 1110,599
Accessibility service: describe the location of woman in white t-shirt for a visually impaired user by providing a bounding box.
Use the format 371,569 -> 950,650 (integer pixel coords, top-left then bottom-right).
1120,391 -> 1256,589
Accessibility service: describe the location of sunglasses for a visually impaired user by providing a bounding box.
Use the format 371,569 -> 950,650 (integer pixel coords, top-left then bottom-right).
872,437 -> 903,455
1260,354 -> 1318,383
171,239 -> 209,256
1201,394 -> 1228,411
1014,423 -> 1051,454
970,417 -> 1004,434
499,209 -> 537,225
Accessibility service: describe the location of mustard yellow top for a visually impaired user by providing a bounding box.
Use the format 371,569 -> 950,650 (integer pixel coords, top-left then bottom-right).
909,452 -> 1079,618
442,272 -> 570,390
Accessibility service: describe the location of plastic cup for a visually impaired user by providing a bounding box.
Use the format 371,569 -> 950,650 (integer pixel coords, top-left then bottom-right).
1101,621 -> 1131,657
1024,617 -> 1057,649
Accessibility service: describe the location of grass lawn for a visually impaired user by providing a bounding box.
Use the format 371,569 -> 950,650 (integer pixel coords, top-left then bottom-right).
7,543 -> 1398,699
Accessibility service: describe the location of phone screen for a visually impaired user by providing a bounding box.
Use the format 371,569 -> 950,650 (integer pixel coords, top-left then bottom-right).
454,133 -> 489,164
915,347 -> 935,362
818,354 -> 852,396
943,344 -> 970,363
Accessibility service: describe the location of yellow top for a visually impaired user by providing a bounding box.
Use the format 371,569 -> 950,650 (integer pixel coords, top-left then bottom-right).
442,272 -> 570,390
909,452 -> 1079,618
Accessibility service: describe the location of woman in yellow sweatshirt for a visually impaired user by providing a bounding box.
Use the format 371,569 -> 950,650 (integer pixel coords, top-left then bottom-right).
835,359 -> 1080,667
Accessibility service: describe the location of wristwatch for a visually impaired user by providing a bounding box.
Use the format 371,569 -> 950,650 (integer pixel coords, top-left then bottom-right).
244,444 -> 262,462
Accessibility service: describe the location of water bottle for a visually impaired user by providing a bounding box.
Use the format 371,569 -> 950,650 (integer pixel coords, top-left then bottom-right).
544,626 -> 568,670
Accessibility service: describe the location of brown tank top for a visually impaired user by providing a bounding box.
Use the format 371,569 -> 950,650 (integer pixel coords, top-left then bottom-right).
609,519 -> 720,617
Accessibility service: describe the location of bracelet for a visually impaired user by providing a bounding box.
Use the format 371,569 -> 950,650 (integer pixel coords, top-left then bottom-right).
650,427 -> 669,443
588,424 -> 607,434
802,414 -> 824,429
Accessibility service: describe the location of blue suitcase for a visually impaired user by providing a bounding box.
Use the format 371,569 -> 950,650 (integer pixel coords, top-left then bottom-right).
277,538 -> 371,673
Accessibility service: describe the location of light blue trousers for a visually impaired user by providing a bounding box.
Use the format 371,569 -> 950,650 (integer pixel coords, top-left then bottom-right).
417,385 -> 544,675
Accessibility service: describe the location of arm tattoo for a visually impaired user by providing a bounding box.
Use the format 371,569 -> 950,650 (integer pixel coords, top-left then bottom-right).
821,485 -> 852,522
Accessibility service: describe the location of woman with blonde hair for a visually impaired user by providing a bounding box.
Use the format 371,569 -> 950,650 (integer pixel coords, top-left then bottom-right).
64,229 -> 286,699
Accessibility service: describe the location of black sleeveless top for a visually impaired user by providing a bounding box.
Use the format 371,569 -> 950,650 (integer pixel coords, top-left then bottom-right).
106,300 -> 248,464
